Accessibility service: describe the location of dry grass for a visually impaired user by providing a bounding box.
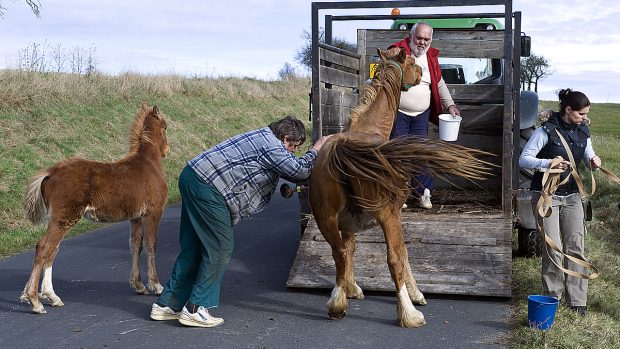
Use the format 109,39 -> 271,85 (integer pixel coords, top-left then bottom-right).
0,69 -> 310,255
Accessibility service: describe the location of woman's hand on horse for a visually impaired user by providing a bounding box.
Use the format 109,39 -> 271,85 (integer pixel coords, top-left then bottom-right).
312,135 -> 334,151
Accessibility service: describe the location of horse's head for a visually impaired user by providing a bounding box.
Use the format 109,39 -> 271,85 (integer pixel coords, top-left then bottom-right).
130,102 -> 170,158
377,48 -> 422,91
149,105 -> 170,158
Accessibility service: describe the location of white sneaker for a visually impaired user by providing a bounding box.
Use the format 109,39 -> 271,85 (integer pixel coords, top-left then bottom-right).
150,303 -> 180,321
419,188 -> 432,209
178,306 -> 224,328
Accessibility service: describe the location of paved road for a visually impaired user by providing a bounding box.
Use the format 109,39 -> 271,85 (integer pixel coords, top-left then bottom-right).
0,184 -> 510,349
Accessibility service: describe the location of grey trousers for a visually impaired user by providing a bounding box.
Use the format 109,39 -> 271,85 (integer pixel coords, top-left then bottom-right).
531,192 -> 588,307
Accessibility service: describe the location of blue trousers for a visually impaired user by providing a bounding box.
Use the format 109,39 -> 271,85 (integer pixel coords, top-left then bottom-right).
157,165 -> 233,311
390,108 -> 432,196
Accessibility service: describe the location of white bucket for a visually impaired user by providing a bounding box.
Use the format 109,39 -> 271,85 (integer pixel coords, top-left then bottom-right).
438,114 -> 462,141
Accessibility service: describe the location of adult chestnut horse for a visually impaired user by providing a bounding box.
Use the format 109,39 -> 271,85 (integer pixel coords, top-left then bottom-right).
21,103 -> 169,314
309,48 -> 494,327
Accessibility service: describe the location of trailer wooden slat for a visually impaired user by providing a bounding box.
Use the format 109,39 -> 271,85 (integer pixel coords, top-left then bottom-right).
320,65 -> 359,88
360,30 -> 505,58
320,88 -> 359,107
287,211 -> 512,298
320,104 -> 353,126
320,47 -> 360,71
447,84 -> 504,104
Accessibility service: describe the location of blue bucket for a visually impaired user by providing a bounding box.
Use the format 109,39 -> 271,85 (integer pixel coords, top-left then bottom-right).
527,295 -> 559,330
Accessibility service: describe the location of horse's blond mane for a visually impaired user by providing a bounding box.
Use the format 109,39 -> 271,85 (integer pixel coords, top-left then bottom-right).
129,105 -> 151,154
347,51 -> 403,130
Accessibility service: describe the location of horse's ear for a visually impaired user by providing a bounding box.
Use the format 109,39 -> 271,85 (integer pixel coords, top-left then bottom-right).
397,47 -> 407,63
152,106 -> 161,119
141,102 -> 149,112
377,48 -> 387,62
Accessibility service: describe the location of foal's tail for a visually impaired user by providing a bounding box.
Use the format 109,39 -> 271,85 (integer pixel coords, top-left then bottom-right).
24,171 -> 49,225
322,134 -> 497,210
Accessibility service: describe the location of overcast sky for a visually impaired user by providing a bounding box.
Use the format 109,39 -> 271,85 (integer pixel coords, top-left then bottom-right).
1,0 -> 620,103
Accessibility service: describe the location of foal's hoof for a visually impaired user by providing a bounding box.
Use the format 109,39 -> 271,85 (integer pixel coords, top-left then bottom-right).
328,310 -> 347,320
34,308 -> 47,314
31,304 -> 47,314
39,293 -> 64,307
149,282 -> 164,295
132,282 -> 149,295
19,294 -> 29,304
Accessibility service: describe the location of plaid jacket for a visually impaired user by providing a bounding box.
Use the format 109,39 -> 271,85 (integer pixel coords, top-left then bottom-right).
188,127 -> 317,225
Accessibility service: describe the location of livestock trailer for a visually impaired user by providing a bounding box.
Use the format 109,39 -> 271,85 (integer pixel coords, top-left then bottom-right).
287,0 -> 535,297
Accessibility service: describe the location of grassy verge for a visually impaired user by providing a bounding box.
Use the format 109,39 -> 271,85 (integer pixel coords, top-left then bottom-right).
0,70 -> 310,257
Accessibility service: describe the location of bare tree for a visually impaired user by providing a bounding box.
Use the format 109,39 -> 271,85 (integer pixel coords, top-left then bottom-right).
17,41 -> 98,74
70,47 -> 84,74
520,53 -> 552,93
18,41 -> 49,72
51,43 -> 67,73
0,0 -> 41,18
295,28 -> 356,71
278,62 -> 297,80
85,46 -> 98,75
68,46 -> 98,75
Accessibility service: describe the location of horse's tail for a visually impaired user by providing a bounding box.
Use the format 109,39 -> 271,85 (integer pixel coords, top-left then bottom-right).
323,134 -> 496,210
24,171 -> 50,225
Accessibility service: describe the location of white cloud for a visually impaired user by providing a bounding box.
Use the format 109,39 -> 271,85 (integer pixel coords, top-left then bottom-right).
1,0 -> 619,101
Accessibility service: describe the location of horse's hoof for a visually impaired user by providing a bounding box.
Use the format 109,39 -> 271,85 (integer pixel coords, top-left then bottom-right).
149,282 -> 164,295
398,317 -> 426,328
32,305 -> 47,314
51,299 -> 64,307
409,289 -> 427,305
135,288 -> 149,295
328,310 -> 347,320
398,310 -> 426,328
347,292 -> 365,300
346,284 -> 365,299
133,282 -> 149,295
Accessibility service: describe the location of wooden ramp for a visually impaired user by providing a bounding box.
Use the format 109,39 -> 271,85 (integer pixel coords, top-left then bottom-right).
287,209 -> 512,297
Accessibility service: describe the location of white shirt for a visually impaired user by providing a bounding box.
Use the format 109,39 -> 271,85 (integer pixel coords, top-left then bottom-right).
398,52 -> 431,116
519,127 -> 596,171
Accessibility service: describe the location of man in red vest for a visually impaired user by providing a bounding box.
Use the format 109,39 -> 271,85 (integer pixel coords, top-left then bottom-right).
389,22 -> 460,209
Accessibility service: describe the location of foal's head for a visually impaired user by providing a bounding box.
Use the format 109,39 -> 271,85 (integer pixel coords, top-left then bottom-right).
377,47 -> 422,91
130,102 -> 170,158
